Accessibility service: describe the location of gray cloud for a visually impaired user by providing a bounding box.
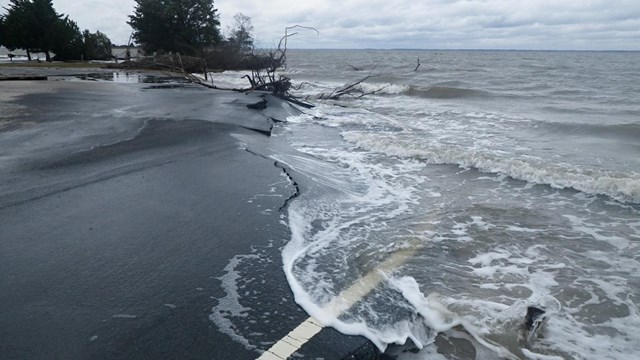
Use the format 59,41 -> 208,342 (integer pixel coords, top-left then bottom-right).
0,0 -> 636,50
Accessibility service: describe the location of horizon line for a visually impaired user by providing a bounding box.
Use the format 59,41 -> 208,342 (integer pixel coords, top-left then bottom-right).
278,47 -> 640,52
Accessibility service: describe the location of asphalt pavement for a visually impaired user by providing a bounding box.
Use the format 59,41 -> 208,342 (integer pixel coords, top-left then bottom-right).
0,68 -> 378,360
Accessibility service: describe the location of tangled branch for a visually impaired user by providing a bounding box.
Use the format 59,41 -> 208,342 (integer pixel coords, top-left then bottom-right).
317,67 -> 388,100
240,25 -> 319,96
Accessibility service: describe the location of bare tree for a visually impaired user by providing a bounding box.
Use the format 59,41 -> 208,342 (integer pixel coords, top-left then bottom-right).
227,13 -> 254,53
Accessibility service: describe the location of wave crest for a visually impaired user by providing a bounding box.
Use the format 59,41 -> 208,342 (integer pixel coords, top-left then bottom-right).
343,133 -> 640,204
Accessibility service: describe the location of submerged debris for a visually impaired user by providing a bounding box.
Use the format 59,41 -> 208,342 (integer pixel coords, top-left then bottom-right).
523,306 -> 549,343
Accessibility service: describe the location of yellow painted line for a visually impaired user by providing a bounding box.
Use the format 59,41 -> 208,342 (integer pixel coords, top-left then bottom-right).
323,246 -> 419,317
256,317 -> 323,360
257,218 -> 435,359
257,243 -> 421,359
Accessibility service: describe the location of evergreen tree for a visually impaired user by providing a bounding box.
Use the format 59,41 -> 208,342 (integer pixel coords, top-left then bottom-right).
30,0 -> 60,60
0,16 -> 5,47
2,0 -> 35,58
83,30 -> 113,60
51,16 -> 83,61
1,0 -> 83,61
128,0 -> 221,55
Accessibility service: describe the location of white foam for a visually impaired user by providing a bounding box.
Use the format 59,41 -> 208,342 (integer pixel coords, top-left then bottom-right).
390,277 -> 462,336
275,78 -> 640,359
279,144 -> 432,352
289,78 -> 409,99
542,303 -> 640,360
388,278 -> 568,359
210,254 -> 259,350
285,88 -> 640,204
192,70 -> 253,89
357,82 -> 409,95
279,54 -> 640,360
563,214 -> 631,250
279,149 -> 560,357
342,131 -> 640,203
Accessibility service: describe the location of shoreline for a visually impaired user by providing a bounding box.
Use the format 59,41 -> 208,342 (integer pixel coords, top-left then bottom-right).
0,67 -> 378,359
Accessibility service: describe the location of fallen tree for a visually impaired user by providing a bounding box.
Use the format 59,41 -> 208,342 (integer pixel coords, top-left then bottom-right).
238,25 -> 318,96
316,67 -> 389,100
227,26 -> 390,104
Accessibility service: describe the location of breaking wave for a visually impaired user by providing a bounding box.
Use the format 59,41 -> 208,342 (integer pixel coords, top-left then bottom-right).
329,83 -> 493,99
342,132 -> 640,204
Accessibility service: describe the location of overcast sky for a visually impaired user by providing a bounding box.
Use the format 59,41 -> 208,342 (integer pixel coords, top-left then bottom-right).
2,0 -> 639,50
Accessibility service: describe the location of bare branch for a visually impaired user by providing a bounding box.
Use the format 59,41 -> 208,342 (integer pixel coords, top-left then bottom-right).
237,25 -> 318,98
320,66 -> 386,100
282,25 -> 319,52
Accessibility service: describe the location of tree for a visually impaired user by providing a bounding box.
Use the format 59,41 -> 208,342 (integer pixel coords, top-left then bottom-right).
50,16 -> 83,61
30,0 -> 60,60
0,15 -> 5,47
227,13 -> 254,53
1,0 -> 82,61
83,30 -> 113,60
2,0 -> 35,59
128,0 -> 221,56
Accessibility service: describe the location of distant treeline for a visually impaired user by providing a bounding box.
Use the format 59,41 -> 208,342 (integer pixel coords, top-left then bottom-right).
0,0 -> 112,61
1,0 -> 275,71
127,0 -> 267,70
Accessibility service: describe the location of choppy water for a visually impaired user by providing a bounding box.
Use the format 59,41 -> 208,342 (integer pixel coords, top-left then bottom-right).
213,50 -> 640,359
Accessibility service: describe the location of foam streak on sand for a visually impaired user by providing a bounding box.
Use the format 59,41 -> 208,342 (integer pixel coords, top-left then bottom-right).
211,255 -> 259,350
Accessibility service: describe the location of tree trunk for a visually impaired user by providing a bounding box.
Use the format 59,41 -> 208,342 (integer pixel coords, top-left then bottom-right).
202,59 -> 208,81
27,50 -> 32,62
45,51 -> 51,62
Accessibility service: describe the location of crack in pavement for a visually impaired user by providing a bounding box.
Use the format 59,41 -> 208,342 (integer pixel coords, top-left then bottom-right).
244,148 -> 300,212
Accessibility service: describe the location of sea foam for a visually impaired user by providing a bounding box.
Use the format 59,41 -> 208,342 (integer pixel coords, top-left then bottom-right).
342,131 -> 640,204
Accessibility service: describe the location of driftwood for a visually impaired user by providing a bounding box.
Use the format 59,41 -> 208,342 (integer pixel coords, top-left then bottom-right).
414,58 -> 421,71
317,68 -> 388,100
240,25 -> 319,97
